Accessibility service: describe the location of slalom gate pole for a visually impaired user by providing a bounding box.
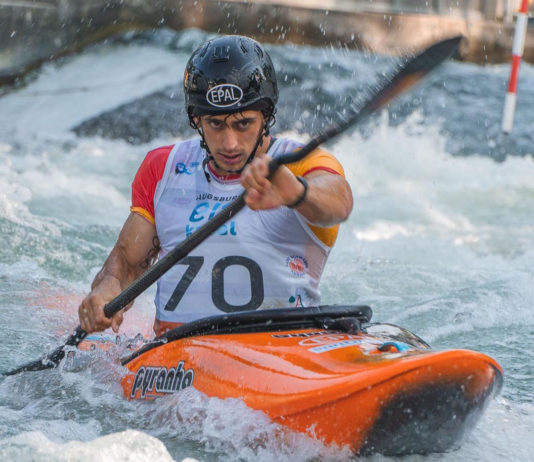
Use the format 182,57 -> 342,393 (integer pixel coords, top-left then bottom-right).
502,0 -> 530,134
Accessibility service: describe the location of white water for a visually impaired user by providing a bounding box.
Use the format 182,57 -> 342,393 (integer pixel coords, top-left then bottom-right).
0,30 -> 533,461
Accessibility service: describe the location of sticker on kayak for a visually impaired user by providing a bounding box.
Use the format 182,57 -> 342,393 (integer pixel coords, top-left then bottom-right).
298,333 -> 356,346
272,331 -> 329,339
130,361 -> 194,399
309,339 -> 368,354
271,332 -> 381,354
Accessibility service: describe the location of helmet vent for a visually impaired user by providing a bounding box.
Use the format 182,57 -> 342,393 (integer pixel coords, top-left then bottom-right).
198,43 -> 209,59
213,46 -> 230,62
254,44 -> 264,58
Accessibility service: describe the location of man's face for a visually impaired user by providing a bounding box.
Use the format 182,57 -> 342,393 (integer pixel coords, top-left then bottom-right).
197,110 -> 266,174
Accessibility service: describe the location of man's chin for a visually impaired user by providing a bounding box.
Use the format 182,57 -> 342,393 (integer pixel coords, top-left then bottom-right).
212,156 -> 247,173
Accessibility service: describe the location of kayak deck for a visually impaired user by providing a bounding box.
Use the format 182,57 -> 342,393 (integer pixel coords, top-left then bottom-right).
116,305 -> 503,456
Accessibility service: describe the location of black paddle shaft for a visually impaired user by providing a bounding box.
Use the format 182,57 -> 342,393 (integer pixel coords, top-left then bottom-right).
4,35 -> 462,376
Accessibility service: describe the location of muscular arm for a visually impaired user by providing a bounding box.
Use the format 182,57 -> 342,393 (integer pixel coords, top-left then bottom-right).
79,213 -> 159,333
287,169 -> 353,226
242,157 -> 353,227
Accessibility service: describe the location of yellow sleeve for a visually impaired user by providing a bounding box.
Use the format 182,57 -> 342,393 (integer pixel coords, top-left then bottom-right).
287,148 -> 345,247
286,147 -> 345,177
130,206 -> 155,225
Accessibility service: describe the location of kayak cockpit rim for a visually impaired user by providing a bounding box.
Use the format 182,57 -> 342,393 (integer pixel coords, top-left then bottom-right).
121,304 -> 373,365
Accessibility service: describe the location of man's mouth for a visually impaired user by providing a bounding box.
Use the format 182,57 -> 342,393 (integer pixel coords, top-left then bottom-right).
217,152 -> 243,165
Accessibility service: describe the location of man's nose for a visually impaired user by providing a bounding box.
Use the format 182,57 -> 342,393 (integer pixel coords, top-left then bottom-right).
221,127 -> 239,152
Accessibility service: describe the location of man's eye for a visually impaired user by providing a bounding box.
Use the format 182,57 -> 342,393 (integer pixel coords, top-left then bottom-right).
236,121 -> 250,130
209,120 -> 223,128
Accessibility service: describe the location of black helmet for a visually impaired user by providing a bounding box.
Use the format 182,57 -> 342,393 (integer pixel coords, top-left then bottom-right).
184,35 -> 278,125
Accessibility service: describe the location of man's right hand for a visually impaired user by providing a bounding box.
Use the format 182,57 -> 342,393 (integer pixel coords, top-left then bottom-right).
78,276 -> 124,333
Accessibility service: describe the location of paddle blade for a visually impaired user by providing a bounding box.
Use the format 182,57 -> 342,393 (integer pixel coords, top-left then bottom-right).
4,348 -> 65,375
361,36 -> 463,117
279,35 -> 463,164
4,326 -> 87,376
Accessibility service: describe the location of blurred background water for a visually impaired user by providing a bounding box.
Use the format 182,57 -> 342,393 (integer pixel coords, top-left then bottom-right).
0,28 -> 533,461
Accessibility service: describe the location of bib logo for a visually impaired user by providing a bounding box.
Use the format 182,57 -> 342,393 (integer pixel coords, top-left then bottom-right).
175,161 -> 200,175
207,84 -> 243,107
286,255 -> 308,277
130,361 -> 194,399
187,201 -> 237,237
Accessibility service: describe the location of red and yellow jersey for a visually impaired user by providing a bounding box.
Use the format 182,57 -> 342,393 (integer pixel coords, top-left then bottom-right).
130,138 -> 346,326
130,141 -> 344,247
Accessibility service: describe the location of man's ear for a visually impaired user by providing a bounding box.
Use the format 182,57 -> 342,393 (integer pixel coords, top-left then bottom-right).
192,116 -> 201,129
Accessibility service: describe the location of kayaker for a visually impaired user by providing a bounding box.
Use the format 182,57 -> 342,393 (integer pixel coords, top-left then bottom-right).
78,35 -> 353,336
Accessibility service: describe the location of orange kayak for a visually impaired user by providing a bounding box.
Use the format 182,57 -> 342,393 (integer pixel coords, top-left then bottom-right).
118,305 -> 502,456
